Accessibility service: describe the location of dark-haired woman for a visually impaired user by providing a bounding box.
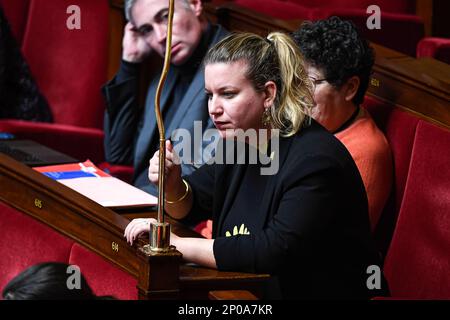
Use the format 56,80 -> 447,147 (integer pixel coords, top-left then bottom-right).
292,17 -> 393,230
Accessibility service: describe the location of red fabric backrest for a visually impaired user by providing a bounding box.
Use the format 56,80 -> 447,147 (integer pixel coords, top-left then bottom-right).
0,0 -> 30,44
0,202 -> 138,299
21,0 -> 109,128
363,97 -> 420,256
0,120 -> 105,164
69,244 -> 138,300
364,97 -> 419,213
0,202 -> 74,293
383,121 -> 450,298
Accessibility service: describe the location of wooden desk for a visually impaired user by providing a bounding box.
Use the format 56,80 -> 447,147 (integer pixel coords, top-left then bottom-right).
0,154 -> 269,299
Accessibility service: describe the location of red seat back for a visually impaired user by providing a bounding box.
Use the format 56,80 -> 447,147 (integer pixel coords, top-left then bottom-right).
21,0 -> 109,128
363,97 -> 420,255
0,202 -> 74,293
68,244 -> 138,300
383,121 -> 450,298
364,97 -> 419,212
0,202 -> 138,299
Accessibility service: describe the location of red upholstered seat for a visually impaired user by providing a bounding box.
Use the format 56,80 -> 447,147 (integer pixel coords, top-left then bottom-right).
0,0 -> 109,163
383,121 -> 450,299
0,120 -> 105,164
21,0 -> 108,129
98,162 -> 135,184
0,202 -> 74,293
364,97 -> 419,214
364,97 -> 420,255
417,37 -> 450,65
69,244 -> 138,300
0,202 -> 138,299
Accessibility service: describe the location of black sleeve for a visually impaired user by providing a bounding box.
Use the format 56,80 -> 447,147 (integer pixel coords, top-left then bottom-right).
180,162 -> 217,226
102,60 -> 141,164
213,155 -> 346,274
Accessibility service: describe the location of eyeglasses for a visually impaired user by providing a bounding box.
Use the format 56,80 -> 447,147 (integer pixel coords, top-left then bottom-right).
309,77 -> 329,88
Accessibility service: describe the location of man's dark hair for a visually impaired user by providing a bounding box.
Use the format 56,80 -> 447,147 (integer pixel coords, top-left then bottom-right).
292,16 -> 374,105
2,262 -> 115,300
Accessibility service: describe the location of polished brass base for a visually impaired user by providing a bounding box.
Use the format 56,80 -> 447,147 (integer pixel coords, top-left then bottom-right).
149,221 -> 171,252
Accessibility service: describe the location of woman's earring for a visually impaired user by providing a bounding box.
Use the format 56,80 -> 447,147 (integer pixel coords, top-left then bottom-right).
262,107 -> 271,127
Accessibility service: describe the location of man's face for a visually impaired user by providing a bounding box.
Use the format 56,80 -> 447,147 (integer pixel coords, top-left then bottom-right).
131,0 -> 204,65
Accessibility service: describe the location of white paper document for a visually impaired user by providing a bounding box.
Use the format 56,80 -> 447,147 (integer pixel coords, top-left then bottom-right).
59,176 -> 158,208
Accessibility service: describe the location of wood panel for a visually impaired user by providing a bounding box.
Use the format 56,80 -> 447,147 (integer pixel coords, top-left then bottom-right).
416,0 -> 434,37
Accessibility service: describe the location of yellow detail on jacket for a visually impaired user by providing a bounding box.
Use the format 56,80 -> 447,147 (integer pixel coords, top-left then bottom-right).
225,224 -> 250,237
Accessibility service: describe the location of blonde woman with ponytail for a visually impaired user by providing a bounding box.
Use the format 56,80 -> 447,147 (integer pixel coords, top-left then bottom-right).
125,32 -> 387,299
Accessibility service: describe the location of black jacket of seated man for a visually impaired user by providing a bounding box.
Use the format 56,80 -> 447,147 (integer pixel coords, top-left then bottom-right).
103,22 -> 229,196
0,7 -> 52,122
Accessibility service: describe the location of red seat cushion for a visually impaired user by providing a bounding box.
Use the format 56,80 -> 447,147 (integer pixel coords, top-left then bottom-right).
68,244 -> 138,300
0,202 -> 138,300
0,120 -> 105,164
383,121 -> 450,298
0,202 -> 74,293
98,162 -> 134,184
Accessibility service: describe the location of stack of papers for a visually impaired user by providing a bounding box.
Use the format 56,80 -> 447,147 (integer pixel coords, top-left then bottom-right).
34,160 -> 157,208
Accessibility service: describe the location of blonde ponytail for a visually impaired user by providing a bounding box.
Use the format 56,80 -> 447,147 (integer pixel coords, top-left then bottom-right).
267,32 -> 314,136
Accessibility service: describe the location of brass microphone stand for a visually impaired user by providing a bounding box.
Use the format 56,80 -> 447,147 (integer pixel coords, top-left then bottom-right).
149,0 -> 175,252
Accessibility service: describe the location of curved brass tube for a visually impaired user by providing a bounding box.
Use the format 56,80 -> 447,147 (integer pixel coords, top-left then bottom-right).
154,0 -> 175,224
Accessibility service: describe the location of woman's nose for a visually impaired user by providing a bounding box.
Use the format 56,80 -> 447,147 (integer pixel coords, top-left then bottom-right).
208,96 -> 223,116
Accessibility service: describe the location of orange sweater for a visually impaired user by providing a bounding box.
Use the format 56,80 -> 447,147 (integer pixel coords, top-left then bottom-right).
335,108 -> 393,230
